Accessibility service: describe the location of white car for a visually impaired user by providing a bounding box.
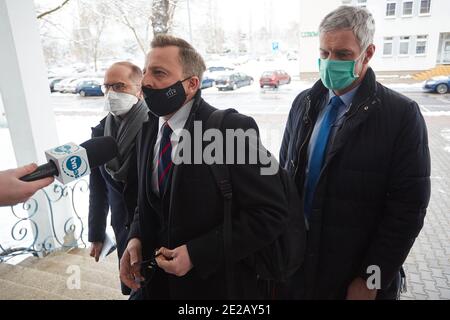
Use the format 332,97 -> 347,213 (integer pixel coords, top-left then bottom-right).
54,78 -> 78,93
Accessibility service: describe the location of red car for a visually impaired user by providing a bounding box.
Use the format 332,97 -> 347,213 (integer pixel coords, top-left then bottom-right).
259,70 -> 291,88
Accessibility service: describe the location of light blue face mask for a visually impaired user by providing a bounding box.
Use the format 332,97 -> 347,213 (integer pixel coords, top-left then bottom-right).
318,51 -> 366,91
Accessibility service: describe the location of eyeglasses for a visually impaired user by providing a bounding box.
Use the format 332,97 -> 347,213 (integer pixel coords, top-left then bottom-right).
101,82 -> 127,93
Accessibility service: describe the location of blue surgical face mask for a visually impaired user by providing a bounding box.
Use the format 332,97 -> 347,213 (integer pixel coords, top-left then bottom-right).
318,50 -> 366,91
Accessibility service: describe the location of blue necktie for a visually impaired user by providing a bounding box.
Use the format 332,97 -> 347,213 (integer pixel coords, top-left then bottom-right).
158,122 -> 173,197
304,96 -> 344,219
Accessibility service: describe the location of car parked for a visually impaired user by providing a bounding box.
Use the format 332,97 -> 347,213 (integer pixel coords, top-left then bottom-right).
66,78 -> 92,94
53,77 -> 77,93
49,78 -> 64,93
287,51 -> 299,61
423,75 -> 450,94
207,66 -> 234,73
204,66 -> 235,81
56,78 -> 83,93
76,79 -> 104,97
259,70 -> 291,89
201,77 -> 215,90
215,72 -> 253,91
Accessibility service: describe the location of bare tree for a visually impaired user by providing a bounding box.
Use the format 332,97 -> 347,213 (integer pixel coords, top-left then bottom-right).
72,1 -> 109,72
206,0 -> 224,53
36,1 -> 75,67
36,0 -> 72,20
108,0 -> 153,56
152,0 -> 178,37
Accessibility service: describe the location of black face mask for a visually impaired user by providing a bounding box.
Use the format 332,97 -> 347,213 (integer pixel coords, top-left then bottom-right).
142,78 -> 190,117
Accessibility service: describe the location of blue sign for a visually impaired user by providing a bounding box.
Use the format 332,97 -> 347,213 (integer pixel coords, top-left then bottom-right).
272,42 -> 279,53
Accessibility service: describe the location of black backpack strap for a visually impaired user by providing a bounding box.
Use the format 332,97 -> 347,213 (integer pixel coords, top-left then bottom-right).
205,108 -> 238,299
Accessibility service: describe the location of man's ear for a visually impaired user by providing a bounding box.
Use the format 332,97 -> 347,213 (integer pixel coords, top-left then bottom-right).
187,76 -> 200,95
363,44 -> 376,64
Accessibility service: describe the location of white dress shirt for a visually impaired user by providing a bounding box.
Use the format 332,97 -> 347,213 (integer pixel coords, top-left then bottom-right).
151,100 -> 194,196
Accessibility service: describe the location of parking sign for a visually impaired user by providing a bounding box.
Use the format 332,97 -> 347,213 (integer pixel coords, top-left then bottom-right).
272,42 -> 279,53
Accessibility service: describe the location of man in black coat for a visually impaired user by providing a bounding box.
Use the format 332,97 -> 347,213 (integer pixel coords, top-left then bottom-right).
280,6 -> 431,300
88,61 -> 148,295
119,35 -> 289,300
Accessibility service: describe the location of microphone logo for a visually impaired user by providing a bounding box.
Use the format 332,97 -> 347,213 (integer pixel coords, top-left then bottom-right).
51,144 -> 80,156
62,156 -> 88,179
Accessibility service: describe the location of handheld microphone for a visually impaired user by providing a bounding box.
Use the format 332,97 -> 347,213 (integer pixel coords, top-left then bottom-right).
20,136 -> 119,185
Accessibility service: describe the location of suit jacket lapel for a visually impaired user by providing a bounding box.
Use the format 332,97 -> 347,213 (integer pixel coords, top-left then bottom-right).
138,114 -> 161,211
165,92 -> 204,207
323,69 -> 381,168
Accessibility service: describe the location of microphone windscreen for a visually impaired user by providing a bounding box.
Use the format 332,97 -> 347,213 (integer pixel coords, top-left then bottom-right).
80,136 -> 119,169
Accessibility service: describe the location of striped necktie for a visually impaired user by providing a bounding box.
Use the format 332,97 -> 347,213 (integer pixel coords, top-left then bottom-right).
158,122 -> 173,197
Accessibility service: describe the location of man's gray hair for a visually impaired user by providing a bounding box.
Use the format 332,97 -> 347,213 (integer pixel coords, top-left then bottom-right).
319,5 -> 375,50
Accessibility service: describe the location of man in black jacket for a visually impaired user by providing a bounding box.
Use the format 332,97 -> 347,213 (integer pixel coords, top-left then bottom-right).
88,61 -> 148,295
280,6 -> 430,300
119,35 -> 288,299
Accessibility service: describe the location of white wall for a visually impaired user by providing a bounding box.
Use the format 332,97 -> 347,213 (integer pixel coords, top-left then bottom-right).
370,0 -> 450,71
298,0 -> 450,72
298,0 -> 342,73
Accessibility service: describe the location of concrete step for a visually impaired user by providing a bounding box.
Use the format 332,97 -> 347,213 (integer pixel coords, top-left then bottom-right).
19,256 -> 121,291
67,247 -> 119,266
67,246 -> 117,259
0,261 -> 126,300
49,250 -> 120,275
0,278 -> 69,300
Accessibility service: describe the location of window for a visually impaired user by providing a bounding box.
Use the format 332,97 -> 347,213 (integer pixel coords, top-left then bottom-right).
402,1 -> 413,16
386,1 -> 397,17
356,0 -> 367,7
383,37 -> 394,56
416,35 -> 428,55
399,36 -> 410,55
420,0 -> 431,14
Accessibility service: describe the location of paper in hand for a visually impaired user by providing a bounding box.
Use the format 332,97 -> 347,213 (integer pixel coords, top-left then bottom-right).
99,229 -> 117,261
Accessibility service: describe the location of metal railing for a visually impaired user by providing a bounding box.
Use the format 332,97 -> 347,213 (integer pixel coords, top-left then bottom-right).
0,179 -> 89,262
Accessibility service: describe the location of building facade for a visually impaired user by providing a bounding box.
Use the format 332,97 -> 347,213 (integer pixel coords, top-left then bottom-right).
298,0 -> 450,72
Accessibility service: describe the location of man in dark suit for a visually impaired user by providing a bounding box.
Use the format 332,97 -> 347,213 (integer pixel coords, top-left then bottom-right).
119,35 -> 289,299
280,6 -> 430,299
88,61 -> 148,295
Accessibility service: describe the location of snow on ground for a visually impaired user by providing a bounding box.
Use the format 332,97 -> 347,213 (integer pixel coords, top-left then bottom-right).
385,82 -> 426,92
422,111 -> 450,117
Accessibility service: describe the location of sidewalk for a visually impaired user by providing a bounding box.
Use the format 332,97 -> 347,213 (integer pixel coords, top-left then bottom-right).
401,116 -> 450,300
254,112 -> 450,300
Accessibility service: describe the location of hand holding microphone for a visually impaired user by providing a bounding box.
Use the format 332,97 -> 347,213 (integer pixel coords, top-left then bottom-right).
20,136 -> 119,185
0,164 -> 54,207
0,136 -> 118,207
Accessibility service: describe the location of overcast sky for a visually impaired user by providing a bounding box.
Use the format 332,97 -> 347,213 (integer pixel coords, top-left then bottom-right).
35,0 -> 303,33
